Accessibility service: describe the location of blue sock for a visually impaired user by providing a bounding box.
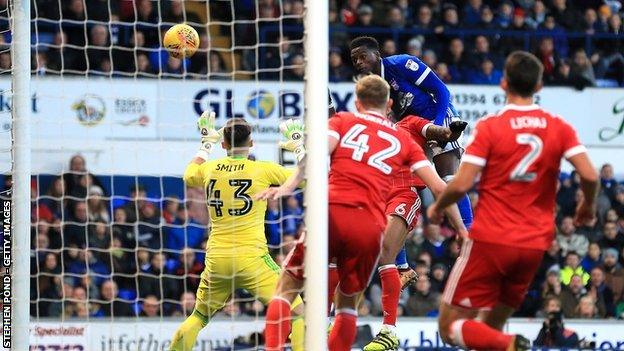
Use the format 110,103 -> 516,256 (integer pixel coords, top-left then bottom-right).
457,193 -> 473,230
394,246 -> 409,270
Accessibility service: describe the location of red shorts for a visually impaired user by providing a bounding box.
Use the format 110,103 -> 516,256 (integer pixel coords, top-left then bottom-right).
442,240 -> 543,310
283,204 -> 384,296
385,186 -> 421,232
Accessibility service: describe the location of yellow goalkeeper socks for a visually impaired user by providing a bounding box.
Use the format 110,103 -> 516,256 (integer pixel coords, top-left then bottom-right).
290,314 -> 305,351
169,310 -> 208,351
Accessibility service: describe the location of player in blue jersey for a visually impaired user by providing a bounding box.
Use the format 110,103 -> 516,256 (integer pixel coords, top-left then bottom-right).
350,36 -> 473,350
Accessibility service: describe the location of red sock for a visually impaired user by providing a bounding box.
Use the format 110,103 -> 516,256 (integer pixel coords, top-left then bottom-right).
265,298 -> 291,351
328,265 -> 339,313
379,265 -> 401,326
453,319 -> 513,351
328,310 -> 357,351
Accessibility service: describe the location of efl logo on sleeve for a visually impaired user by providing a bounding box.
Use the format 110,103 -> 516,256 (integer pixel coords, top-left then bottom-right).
405,59 -> 419,72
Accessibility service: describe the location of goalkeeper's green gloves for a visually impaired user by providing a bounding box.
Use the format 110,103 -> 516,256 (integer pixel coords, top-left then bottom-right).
279,119 -> 305,163
195,110 -> 223,161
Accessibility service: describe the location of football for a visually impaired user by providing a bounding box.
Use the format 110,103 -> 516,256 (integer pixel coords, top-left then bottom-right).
163,23 -> 199,59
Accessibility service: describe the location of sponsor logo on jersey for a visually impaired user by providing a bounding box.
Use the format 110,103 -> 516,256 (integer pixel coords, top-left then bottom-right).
405,59 -> 419,72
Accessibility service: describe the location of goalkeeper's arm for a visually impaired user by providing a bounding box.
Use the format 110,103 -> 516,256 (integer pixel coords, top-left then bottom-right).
185,111 -> 222,187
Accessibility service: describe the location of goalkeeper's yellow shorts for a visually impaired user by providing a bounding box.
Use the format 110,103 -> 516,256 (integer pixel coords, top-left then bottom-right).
194,252 -> 302,319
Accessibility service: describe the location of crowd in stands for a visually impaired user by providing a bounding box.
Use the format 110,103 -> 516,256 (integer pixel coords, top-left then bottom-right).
2,0 -> 621,87
7,151 -> 624,320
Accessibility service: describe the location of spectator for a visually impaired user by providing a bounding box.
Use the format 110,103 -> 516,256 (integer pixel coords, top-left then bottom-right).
339,0 -> 360,26
536,240 -> 563,285
552,59 -> 574,86
137,202 -> 162,250
413,5 -> 435,31
208,52 -> 228,80
112,207 -> 135,248
420,224 -> 448,263
599,221 -> 624,252
434,62 -> 452,83
136,53 -> 154,77
162,196 -> 180,224
282,195 -> 303,235
138,252 -> 179,300
131,0 -> 159,47
98,280 -> 134,317
614,186 -> 624,217
87,185 -> 109,223
526,1 -> 547,29
581,242 -> 602,272
173,291 -> 196,317
541,267 -> 563,299
421,49 -> 438,69
87,25 -> 110,74
444,38 -> 469,83
600,163 -> 618,202
355,5 -> 373,27
140,295 -> 162,317
265,198 -> 281,247
64,201 -> 88,248
559,274 -> 586,317
62,155 -> 104,199
551,0 -> 581,31
575,295 -> 599,318
122,184 -> 147,223
560,251 -> 590,285
163,0 -> 201,25
283,54 -> 304,81
495,1 -> 514,29
430,263 -> 448,292
381,39 -> 397,57
386,6 -> 405,29
535,37 -> 559,84
475,5 -> 497,30
406,277 -> 439,316
570,48 -> 596,89
329,49 -> 352,82
602,248 -> 624,302
462,0 -> 482,27
539,15 -> 570,58
405,37 -> 423,58
467,58 -> 502,85
557,216 -> 589,257
174,248 -> 203,293
469,35 -> 503,70
166,206 -> 205,255
587,266 -> 614,317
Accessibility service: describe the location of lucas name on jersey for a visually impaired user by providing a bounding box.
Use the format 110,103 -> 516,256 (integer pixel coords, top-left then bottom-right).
510,116 -> 547,130
215,163 -> 245,172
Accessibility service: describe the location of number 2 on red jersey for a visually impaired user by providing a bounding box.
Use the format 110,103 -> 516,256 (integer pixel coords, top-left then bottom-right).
510,133 -> 543,182
340,123 -> 401,174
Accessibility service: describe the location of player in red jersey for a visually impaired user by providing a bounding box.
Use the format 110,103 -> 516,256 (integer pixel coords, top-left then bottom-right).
427,51 -> 599,351
364,115 -> 468,351
258,75 -> 463,351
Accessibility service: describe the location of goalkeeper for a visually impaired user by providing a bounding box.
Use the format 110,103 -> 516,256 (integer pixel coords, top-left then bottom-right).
169,113 -> 304,351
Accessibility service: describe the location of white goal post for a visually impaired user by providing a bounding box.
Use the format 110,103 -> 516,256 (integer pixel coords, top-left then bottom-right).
303,1 -> 329,350
11,0 -> 32,349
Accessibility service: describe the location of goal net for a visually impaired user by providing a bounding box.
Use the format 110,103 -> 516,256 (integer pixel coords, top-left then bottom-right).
8,0 -> 327,349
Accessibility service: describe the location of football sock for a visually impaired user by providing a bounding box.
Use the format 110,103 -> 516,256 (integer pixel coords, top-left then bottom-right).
394,247 -> 409,269
290,314 -> 305,351
379,264 -> 401,326
328,309 -> 358,351
450,319 -> 513,351
169,310 -> 208,351
265,297 -> 292,351
457,193 -> 473,229
328,265 -> 340,313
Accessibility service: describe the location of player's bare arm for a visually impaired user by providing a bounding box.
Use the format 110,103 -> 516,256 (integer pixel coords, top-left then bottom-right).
427,162 -> 482,225
567,152 -> 599,226
413,163 -> 467,235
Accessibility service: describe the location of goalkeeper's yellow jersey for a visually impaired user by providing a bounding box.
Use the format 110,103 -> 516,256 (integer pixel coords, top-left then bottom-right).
183,156 -> 293,257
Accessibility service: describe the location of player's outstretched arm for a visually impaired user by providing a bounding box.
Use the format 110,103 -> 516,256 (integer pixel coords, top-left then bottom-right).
413,164 -> 467,235
417,70 -> 451,126
183,111 -> 223,187
426,161 -> 481,227
567,152 -> 599,226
